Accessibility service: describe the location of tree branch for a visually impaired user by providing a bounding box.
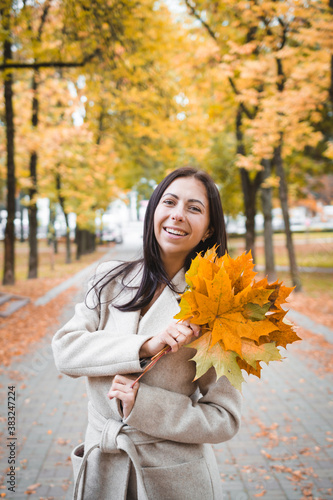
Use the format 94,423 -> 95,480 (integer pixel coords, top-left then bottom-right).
184,1 -> 257,120
275,57 -> 286,92
0,49 -> 101,70
277,17 -> 288,50
184,0 -> 217,41
37,0 -> 52,42
228,77 -> 255,120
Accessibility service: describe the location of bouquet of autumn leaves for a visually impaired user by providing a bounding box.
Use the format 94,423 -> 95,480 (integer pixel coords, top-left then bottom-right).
134,246 -> 301,392
173,246 -> 301,392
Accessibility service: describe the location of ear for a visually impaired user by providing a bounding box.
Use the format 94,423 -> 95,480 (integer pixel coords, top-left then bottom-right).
202,227 -> 214,242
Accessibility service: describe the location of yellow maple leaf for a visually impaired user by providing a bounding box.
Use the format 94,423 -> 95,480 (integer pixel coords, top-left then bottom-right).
187,332 -> 245,392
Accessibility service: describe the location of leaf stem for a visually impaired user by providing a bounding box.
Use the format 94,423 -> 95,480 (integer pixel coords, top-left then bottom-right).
130,346 -> 171,388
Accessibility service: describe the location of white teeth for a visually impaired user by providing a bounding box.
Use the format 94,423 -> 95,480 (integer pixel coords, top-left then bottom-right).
165,227 -> 187,236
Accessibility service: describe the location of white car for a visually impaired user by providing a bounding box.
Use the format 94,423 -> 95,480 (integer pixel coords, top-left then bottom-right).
101,223 -> 123,244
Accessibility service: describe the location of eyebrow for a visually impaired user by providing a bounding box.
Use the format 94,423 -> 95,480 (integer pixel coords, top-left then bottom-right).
162,192 -> 205,208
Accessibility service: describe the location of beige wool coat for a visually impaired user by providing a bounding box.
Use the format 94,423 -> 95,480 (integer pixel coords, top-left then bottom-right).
51,261 -> 242,500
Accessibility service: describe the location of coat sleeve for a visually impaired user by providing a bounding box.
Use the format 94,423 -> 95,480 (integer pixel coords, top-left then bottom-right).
51,301 -> 152,379
51,264 -> 151,378
123,368 -> 242,445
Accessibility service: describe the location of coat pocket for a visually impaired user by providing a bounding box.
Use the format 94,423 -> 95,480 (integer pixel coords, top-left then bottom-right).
142,457 -> 214,500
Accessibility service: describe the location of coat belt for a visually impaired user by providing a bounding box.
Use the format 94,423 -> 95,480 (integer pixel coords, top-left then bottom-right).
73,401 -> 164,500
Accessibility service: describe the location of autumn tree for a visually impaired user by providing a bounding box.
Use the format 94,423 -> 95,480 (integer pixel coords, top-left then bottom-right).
180,0 -> 267,266
182,0 -> 331,288
1,0 -> 189,277
1,0 -> 16,285
1,0 -> 102,280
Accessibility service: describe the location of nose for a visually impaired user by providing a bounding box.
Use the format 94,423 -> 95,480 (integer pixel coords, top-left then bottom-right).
171,209 -> 184,222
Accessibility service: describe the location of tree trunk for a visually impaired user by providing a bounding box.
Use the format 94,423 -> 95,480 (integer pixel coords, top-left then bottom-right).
260,159 -> 276,281
55,172 -> 71,263
239,169 -> 262,261
330,54 -> 333,110
274,55 -> 302,290
76,227 -> 82,260
77,229 -> 95,255
64,219 -> 71,263
28,154 -> 38,278
236,106 -> 262,261
274,138 -> 302,290
28,71 -> 39,279
89,232 -> 96,253
2,2 -> 16,285
48,202 -> 58,254
19,192 -> 25,242
82,230 -> 88,255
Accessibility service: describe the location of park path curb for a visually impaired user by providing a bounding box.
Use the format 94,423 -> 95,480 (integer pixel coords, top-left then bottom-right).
34,247 -> 118,306
255,264 -> 333,274
286,308 -> 333,344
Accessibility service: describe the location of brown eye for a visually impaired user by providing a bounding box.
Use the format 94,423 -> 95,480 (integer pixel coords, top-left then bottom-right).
189,206 -> 201,213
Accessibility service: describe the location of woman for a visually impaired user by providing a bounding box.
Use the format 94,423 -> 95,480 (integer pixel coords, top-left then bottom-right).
52,167 -> 242,500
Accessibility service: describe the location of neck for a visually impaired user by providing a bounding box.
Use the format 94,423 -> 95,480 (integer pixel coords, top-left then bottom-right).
161,255 -> 184,281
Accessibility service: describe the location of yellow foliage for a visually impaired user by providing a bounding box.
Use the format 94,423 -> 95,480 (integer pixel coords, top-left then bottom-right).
323,142 -> 333,160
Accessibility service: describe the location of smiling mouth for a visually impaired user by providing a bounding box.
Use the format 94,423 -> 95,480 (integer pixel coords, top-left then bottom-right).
164,227 -> 188,236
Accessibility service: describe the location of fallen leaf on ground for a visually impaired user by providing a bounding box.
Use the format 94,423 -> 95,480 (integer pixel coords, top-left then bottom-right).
25,483 -> 41,494
0,286 -> 78,367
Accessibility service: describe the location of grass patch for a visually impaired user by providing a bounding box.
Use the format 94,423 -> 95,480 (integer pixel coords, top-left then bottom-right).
256,270 -> 333,299
255,249 -> 333,268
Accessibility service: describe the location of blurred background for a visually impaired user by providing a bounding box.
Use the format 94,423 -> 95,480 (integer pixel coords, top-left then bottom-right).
0,0 -> 332,291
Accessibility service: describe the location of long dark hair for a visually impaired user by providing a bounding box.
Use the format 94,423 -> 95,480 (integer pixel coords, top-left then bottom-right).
88,167 -> 228,311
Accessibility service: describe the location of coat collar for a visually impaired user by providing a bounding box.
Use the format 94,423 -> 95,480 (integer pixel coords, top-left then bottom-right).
110,264 -> 187,338
113,262 -> 187,294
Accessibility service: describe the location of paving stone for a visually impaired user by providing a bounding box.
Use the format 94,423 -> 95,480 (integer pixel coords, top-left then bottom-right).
223,489 -> 249,500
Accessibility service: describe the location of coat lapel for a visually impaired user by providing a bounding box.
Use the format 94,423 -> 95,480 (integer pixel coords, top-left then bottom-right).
108,267 -> 142,337
109,265 -> 187,339
137,267 -> 187,337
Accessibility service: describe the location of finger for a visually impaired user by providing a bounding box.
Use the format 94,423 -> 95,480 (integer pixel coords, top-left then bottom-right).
189,323 -> 201,336
108,386 -> 134,400
108,385 -> 128,399
108,378 -> 139,398
158,331 -> 179,352
113,374 -> 134,385
108,386 -> 138,409
174,333 -> 192,348
174,327 -> 196,344
162,326 -> 194,351
175,324 -> 192,335
108,389 -> 124,400
109,382 -> 133,394
108,390 -> 133,401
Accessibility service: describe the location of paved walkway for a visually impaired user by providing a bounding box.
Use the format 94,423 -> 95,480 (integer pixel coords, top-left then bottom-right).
0,235 -> 332,499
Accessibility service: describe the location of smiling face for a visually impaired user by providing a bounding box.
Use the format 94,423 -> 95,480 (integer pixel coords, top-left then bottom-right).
153,177 -> 212,274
